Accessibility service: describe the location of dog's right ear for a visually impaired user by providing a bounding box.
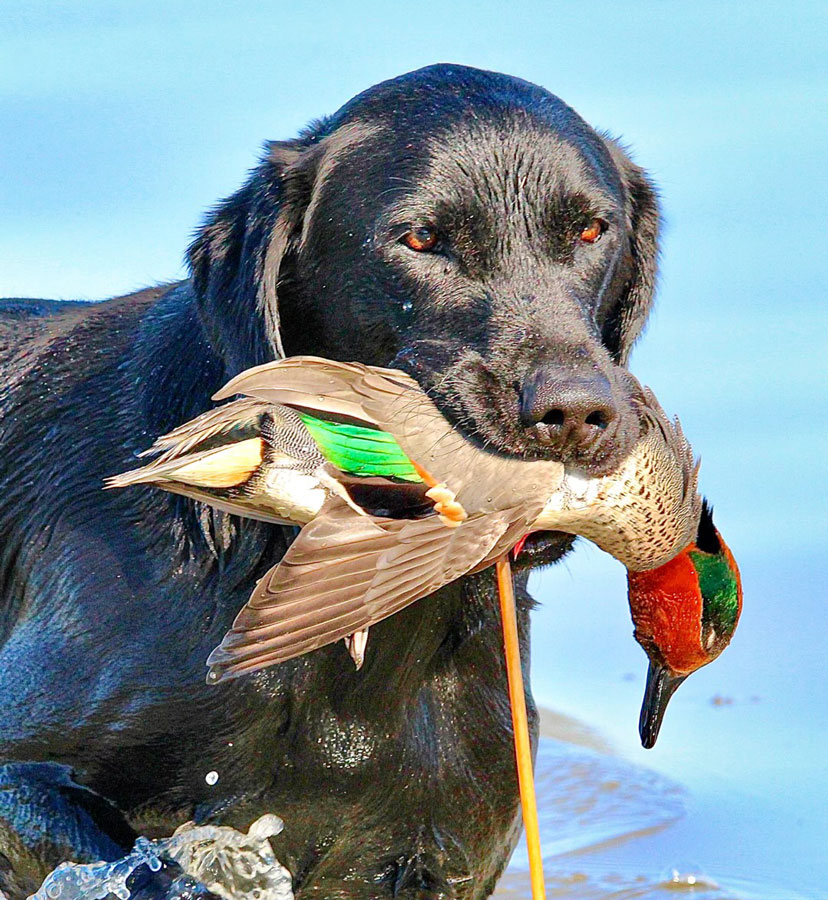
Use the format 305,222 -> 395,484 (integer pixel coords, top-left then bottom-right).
598,137 -> 661,365
186,136 -> 322,374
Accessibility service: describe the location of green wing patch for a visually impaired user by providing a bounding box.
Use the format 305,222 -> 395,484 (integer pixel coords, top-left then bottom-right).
299,413 -> 423,482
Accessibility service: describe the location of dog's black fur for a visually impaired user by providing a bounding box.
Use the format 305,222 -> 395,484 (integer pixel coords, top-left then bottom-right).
0,65 -> 658,898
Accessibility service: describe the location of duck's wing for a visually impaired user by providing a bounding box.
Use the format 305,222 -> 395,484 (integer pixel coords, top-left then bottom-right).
206,497 -> 530,681
212,356 -> 429,435
211,356 -> 466,489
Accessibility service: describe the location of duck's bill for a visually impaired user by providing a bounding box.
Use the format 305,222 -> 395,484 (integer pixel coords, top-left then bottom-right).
639,662 -> 687,749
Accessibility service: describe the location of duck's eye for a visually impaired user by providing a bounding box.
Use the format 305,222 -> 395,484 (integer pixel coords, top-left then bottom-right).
402,227 -> 439,252
579,218 -> 607,244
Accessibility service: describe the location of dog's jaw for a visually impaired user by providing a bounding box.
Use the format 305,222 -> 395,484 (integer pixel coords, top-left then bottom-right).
512,530 -> 576,572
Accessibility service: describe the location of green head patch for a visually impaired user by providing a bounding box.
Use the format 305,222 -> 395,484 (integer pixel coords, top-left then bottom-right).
691,500 -> 740,642
690,549 -> 740,639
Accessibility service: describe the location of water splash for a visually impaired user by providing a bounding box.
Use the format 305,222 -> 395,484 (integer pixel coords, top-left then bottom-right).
165,815 -> 292,900
29,814 -> 293,900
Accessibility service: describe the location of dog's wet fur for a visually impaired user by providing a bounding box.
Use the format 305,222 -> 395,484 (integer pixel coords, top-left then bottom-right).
0,66 -> 658,898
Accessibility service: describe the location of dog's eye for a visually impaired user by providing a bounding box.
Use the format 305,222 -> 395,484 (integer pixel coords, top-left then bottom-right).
401,227 -> 440,252
579,218 -> 607,244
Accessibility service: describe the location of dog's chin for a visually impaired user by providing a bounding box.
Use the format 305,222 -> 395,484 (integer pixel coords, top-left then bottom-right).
461,413 -> 633,475
512,531 -> 575,572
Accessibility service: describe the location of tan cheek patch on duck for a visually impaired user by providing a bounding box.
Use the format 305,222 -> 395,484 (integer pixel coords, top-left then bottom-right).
170,438 -> 264,488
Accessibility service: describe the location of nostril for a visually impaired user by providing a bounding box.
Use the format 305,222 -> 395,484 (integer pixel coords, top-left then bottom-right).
584,410 -> 609,430
518,365 -> 619,446
540,409 -> 565,427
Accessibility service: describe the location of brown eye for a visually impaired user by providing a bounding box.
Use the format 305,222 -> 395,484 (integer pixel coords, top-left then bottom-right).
579,218 -> 606,244
402,227 -> 439,252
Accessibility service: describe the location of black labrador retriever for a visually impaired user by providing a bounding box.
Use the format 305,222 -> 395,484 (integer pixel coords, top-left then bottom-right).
0,64 -> 658,899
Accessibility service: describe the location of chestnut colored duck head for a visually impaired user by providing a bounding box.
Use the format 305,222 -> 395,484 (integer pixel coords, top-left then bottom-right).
628,500 -> 742,748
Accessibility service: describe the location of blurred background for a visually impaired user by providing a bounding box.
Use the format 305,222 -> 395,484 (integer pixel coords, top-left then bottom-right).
2,3 -> 826,898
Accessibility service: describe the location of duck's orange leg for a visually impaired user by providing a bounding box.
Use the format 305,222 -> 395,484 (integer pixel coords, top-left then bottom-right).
496,555 -> 546,900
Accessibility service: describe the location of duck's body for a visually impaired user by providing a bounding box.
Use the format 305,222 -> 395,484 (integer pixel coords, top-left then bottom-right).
109,356 -> 711,690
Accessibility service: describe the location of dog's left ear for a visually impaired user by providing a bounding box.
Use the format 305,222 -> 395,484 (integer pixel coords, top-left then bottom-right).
600,139 -> 661,364
186,137 -> 323,374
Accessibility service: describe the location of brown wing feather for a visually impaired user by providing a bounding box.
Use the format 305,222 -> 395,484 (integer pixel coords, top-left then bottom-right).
213,356 -> 417,401
210,357 -> 515,507
211,356 -> 427,433
206,498 -> 526,681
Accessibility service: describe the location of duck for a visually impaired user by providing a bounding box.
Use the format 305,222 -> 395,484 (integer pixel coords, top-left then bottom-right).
107,356 -> 740,744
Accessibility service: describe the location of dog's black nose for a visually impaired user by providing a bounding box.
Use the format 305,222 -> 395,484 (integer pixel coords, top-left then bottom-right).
519,367 -> 617,451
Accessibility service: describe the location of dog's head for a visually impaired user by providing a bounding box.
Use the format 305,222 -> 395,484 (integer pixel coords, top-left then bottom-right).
189,63 -> 658,504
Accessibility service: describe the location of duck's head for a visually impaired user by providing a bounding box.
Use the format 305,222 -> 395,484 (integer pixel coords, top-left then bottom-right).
627,500 -> 742,748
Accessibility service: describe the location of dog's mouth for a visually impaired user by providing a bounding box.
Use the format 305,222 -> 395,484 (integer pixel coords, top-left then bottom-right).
393,344 -> 639,477
391,344 -> 637,571
511,530 -> 576,572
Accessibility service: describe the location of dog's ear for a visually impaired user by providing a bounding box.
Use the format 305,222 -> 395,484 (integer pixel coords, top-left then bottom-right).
187,138 -> 321,374
600,138 -> 661,364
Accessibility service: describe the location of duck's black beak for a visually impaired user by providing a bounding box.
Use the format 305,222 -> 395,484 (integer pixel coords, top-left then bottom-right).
639,662 -> 687,749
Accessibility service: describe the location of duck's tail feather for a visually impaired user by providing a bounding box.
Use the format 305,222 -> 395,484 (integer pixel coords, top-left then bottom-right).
138,398 -> 269,461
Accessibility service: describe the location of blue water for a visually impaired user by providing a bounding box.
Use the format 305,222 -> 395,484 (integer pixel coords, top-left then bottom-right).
2,3 -> 826,898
